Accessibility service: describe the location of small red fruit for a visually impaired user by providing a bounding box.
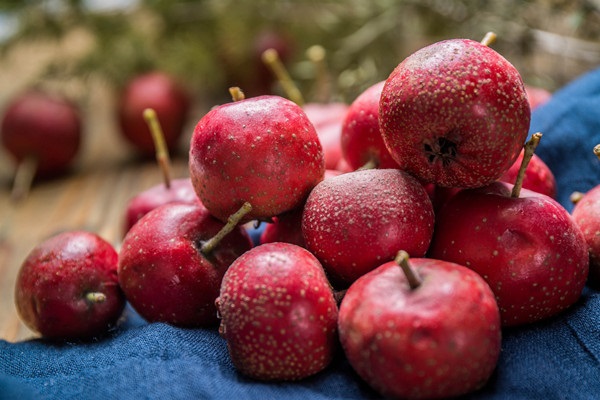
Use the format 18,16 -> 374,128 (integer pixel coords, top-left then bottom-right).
339,252 -> 501,399
1,89 -> 81,177
15,231 -> 125,341
429,181 -> 589,326
119,202 -> 253,327
302,168 -> 434,285
379,38 -> 530,187
216,242 -> 338,381
117,71 -> 190,156
189,94 -> 324,223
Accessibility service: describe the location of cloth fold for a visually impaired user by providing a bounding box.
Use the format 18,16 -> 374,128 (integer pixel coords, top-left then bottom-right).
3,68 -> 600,400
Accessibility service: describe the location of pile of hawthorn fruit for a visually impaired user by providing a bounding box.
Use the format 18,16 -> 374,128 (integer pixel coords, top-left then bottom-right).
9,34 -> 600,400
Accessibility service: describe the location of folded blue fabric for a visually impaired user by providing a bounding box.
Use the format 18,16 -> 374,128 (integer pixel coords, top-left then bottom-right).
2,68 -> 600,400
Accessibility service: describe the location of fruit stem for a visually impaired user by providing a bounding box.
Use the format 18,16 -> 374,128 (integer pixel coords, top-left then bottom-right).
570,191 -> 585,205
143,108 -> 172,189
593,144 -> 600,160
395,250 -> 421,290
480,32 -> 497,46
261,48 -> 305,106
201,202 -> 253,255
86,292 -> 107,303
306,44 -> 332,103
511,132 -> 542,198
357,156 -> 379,171
10,155 -> 38,204
229,87 -> 246,102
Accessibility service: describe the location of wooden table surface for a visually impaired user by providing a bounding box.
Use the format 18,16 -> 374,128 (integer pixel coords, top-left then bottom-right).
0,80 -> 201,343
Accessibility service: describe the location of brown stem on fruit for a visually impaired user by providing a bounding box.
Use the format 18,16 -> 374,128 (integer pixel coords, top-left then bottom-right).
481,32 -> 497,46
229,87 -> 245,102
306,45 -> 332,103
143,108 -> 172,189
10,155 -> 38,204
395,250 -> 421,290
570,191 -> 585,204
511,132 -> 543,198
261,48 -> 305,106
85,292 -> 107,303
593,144 -> 600,160
201,202 -> 253,255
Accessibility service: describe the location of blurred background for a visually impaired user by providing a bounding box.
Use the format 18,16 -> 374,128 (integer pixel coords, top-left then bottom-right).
0,0 -> 599,181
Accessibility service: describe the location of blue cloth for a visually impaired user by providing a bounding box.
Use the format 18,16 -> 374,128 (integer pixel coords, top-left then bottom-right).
2,69 -> 600,400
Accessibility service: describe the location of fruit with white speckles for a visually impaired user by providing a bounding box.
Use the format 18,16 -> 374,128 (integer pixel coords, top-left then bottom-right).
189,95 -> 325,223
379,39 -> 530,188
123,177 -> 202,236
118,202 -> 253,327
571,184 -> 600,287
15,231 -> 125,341
339,251 -> 501,399
428,181 -> 589,326
341,81 -> 397,170
499,150 -> 557,198
302,168 -> 435,286
216,242 -> 338,381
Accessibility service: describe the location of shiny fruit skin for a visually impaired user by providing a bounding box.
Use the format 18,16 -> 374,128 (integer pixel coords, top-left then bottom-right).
119,203 -> 252,327
15,231 -> 125,341
189,95 -> 324,223
429,182 -> 589,326
339,258 -> 501,400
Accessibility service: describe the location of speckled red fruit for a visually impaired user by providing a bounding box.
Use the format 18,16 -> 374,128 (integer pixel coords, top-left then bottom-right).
118,71 -> 190,156
571,185 -> 600,286
379,39 -> 530,188
189,95 -> 325,223
339,257 -> 501,399
1,90 -> 81,177
429,182 -> 589,326
119,203 -> 252,327
216,242 -> 338,381
302,169 -> 434,285
499,150 -> 557,198
341,81 -> 397,170
123,177 -> 201,235
15,231 -> 125,341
